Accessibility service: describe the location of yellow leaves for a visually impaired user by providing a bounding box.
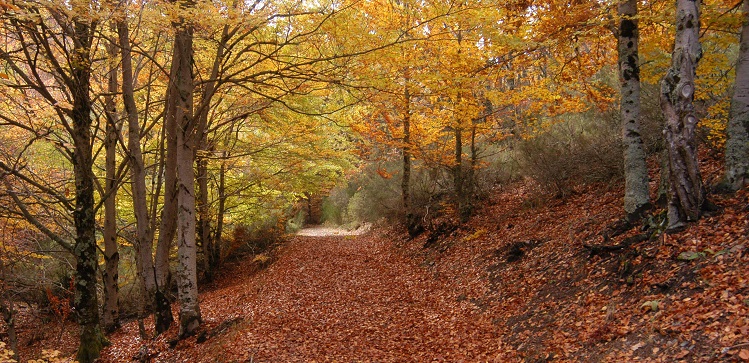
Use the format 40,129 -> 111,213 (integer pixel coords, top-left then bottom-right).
26,349 -> 76,363
0,341 -> 14,363
463,228 -> 486,242
702,100 -> 730,149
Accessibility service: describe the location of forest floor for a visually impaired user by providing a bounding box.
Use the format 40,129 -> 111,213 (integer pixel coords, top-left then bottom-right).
9,151 -> 749,362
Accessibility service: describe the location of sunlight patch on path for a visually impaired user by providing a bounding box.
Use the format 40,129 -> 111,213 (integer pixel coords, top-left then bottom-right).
296,223 -> 371,237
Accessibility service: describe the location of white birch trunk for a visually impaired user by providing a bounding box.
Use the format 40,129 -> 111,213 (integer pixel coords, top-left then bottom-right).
619,0 -> 650,221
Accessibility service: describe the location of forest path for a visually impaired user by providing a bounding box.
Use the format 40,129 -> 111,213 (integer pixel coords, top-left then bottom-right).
295,223 -> 371,237
115,231 -> 501,362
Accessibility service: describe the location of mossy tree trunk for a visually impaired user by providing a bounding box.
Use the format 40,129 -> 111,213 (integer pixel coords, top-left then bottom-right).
70,16 -> 109,363
402,85 -> 412,217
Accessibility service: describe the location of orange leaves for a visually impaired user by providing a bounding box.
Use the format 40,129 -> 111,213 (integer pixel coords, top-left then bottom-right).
739,349 -> 749,361
376,167 -> 393,179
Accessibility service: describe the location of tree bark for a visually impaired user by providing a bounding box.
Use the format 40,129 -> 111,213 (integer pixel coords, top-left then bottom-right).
0,296 -> 18,361
618,0 -> 651,221
197,156 -> 211,278
102,30 -> 120,333
213,153 -> 227,266
170,15 -> 202,338
721,0 -> 749,192
467,121 -> 477,201
154,83 -> 177,334
660,0 -> 706,231
70,17 -> 108,363
195,15 -> 232,279
402,86 -> 411,215
117,9 -> 165,335
454,125 -> 466,221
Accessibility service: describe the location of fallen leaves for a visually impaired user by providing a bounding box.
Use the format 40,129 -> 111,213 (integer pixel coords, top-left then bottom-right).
12,151 -> 746,362
739,349 -> 749,360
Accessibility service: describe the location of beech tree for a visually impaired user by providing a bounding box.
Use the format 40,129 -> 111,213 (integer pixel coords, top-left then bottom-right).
102,24 -> 121,333
0,1 -> 109,361
166,0 -> 202,337
721,0 -> 749,192
660,0 -> 706,230
115,1 -> 176,334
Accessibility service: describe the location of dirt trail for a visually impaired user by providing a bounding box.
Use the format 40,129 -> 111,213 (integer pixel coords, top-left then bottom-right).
102,232 -> 499,362
295,223 -> 371,237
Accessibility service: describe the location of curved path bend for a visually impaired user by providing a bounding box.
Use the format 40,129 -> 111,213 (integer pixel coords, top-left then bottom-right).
103,230 -> 499,362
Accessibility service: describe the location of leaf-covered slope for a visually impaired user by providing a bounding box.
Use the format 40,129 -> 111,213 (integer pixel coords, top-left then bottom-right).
395,154 -> 749,362
98,154 -> 748,363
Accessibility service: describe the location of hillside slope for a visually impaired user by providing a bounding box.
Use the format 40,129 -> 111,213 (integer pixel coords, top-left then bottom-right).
92,154 -> 748,362
393,154 -> 749,362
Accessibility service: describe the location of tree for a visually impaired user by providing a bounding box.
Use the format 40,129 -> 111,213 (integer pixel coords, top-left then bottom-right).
618,0 -> 651,221
102,23 -> 121,333
167,0 -> 202,337
115,1 -> 174,335
0,1 -> 109,360
720,0 -> 749,192
660,0 -> 706,231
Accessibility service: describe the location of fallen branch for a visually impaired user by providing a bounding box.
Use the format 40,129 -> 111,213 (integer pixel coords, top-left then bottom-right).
583,233 -> 649,257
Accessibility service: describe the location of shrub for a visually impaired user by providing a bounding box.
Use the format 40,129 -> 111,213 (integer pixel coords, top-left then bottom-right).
517,110 -> 624,197
227,220 -> 283,259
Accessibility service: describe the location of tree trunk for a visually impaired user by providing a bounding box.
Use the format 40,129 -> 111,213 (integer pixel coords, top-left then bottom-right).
619,0 -> 651,222
660,0 -> 706,231
170,18 -> 202,338
197,156 -> 212,279
402,87 -> 411,215
102,31 -> 120,333
70,18 -> 108,363
154,87 -> 177,334
467,122 -> 477,201
0,256 -> 19,362
721,0 -> 749,192
455,126 -> 467,221
213,153 -> 227,266
0,297 -> 18,362
117,11 -> 163,336
194,15 -> 231,279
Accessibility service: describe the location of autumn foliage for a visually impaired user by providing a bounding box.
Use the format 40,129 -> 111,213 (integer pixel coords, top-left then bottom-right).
0,0 -> 747,361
